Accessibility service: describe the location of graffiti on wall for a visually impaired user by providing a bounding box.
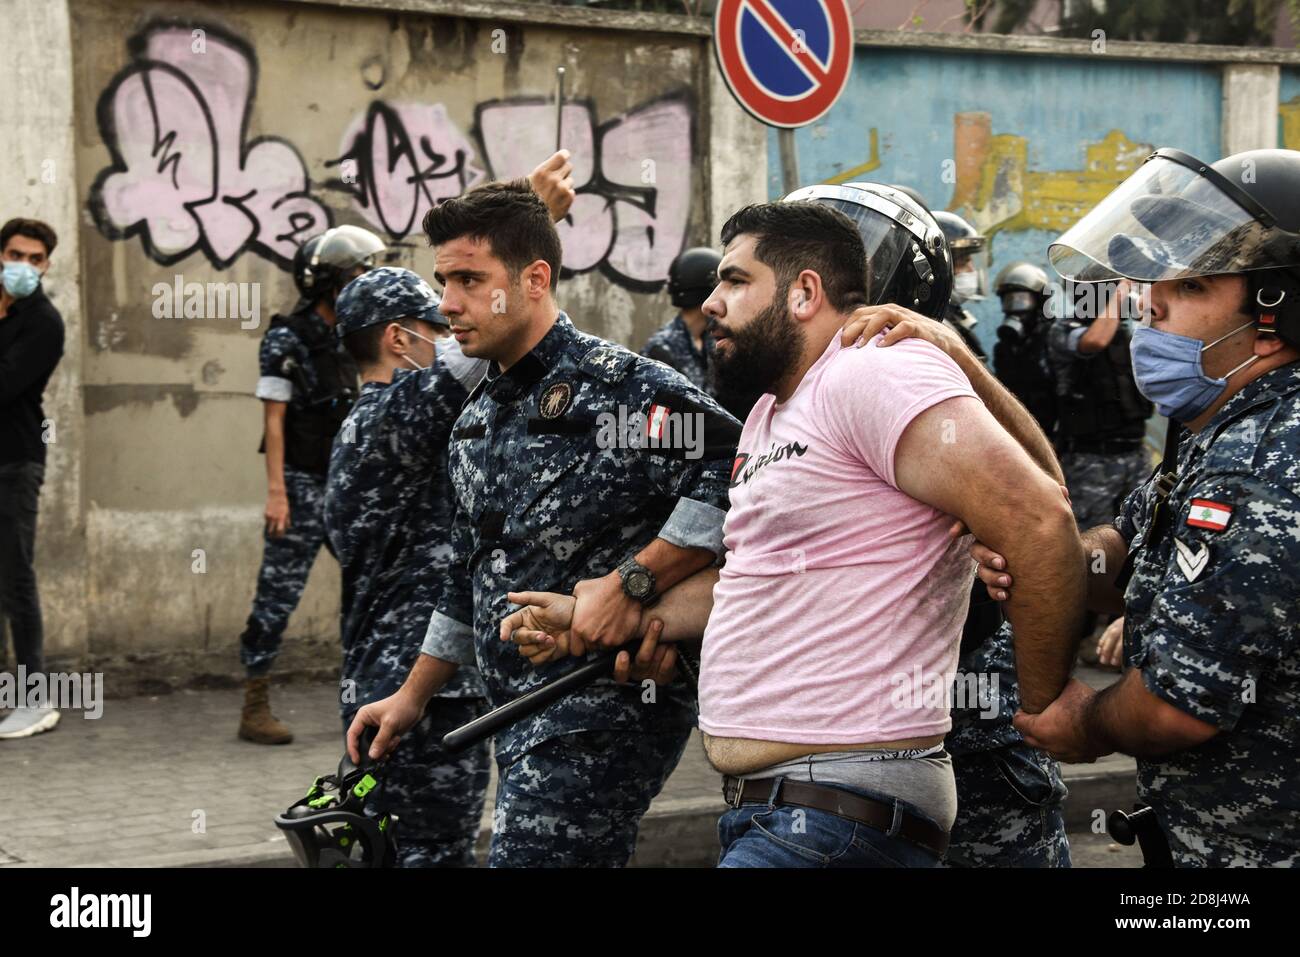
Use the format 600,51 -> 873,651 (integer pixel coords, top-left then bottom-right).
88,25 -> 330,270
330,101 -> 487,241
945,113 -> 1151,238
89,23 -> 695,292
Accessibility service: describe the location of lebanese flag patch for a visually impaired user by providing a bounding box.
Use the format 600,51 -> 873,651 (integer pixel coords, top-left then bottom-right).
1187,499 -> 1233,532
647,404 -> 671,440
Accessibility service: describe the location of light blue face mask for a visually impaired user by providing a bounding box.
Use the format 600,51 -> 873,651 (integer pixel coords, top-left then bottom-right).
2,261 -> 41,298
1129,320 -> 1260,423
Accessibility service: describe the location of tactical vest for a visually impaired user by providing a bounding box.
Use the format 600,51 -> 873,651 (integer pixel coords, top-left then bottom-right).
993,327 -> 1057,437
259,309 -> 359,475
1056,324 -> 1151,443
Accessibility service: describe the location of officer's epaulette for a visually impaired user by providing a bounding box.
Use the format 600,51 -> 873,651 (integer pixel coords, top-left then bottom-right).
576,344 -> 637,385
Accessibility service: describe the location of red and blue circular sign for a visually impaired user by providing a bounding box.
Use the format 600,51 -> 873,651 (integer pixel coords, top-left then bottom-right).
714,0 -> 854,129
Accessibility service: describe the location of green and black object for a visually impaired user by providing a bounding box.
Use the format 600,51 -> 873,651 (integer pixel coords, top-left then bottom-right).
273,727 -> 398,868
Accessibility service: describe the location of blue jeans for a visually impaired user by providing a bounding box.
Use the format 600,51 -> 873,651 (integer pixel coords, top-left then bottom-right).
717,779 -> 943,868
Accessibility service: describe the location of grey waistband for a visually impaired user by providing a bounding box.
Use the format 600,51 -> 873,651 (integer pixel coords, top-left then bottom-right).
744,747 -> 957,832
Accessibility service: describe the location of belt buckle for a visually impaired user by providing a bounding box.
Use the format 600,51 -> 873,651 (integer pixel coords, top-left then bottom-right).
724,776 -> 745,809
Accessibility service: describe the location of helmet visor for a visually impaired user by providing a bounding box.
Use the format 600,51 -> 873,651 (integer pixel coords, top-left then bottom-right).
814,198 -> 913,303
1049,155 -> 1281,283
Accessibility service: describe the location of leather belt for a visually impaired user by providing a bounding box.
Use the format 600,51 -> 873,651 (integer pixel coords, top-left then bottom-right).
722,775 -> 949,859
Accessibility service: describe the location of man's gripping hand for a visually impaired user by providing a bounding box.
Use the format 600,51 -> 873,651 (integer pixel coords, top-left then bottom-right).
346,690 -> 425,764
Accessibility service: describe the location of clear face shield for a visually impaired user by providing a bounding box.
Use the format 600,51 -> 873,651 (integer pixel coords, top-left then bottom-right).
1049,151 -> 1292,284
782,183 -> 946,309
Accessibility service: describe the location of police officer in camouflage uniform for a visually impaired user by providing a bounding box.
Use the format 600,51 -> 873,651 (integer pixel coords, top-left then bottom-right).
642,247 -> 720,390
238,226 -> 385,744
325,267 -> 490,866
347,179 -> 740,867
1046,277 -> 1153,532
933,210 -> 992,367
803,183 -> 1073,867
992,262 -> 1058,437
1003,147 -> 1300,866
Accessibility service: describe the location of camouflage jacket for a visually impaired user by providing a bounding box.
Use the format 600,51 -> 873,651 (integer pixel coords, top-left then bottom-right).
1116,361 -> 1300,866
423,314 -> 741,763
641,313 -> 711,392
324,343 -> 489,713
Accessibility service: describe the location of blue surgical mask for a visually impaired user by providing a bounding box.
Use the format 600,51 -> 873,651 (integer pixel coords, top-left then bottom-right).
1129,320 -> 1259,422
2,261 -> 41,298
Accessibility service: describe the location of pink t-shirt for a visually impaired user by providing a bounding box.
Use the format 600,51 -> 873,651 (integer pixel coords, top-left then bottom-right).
698,334 -> 980,744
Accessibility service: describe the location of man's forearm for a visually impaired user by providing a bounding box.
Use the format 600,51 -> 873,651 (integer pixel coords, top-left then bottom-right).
636,567 -> 719,643
984,504 -> 1088,713
1081,524 -> 1128,616
263,411 -> 287,494
954,350 -> 1063,484
401,653 -> 459,707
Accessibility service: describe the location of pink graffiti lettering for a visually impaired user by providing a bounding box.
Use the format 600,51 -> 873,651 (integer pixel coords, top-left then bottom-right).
333,101 -> 487,240
90,25 -> 328,269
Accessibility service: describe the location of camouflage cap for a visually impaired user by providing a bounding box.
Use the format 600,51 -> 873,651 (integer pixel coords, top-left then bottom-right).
335,266 -> 448,339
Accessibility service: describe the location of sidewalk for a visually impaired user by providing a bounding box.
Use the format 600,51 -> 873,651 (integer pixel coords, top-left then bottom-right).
0,667 -> 1135,868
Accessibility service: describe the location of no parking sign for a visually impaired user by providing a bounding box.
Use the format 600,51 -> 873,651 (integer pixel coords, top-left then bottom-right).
714,0 -> 854,129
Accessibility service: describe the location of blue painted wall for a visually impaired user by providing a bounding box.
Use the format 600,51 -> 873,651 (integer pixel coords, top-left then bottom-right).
768,48 -> 1223,352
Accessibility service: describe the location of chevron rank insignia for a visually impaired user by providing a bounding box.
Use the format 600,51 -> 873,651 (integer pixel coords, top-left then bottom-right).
1186,498 -> 1232,532
1174,537 -> 1210,582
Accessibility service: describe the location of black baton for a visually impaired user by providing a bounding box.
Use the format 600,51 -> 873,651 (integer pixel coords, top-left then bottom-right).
442,651 -> 617,753
1107,805 -> 1173,868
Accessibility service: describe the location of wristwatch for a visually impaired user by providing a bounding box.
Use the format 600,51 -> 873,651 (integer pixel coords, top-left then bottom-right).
617,558 -> 659,607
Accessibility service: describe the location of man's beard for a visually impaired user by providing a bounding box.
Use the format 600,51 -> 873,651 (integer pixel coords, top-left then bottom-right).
709,293 -> 805,399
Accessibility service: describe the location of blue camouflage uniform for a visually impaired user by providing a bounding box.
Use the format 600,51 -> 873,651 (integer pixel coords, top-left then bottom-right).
325,267 -> 491,867
424,313 -> 741,867
642,313 -> 711,391
945,622 -> 1072,868
1114,361 -> 1300,866
242,305 -> 355,674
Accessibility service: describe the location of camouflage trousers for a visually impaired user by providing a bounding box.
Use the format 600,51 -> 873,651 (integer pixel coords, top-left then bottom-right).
1061,448 -> 1153,531
343,697 -> 490,868
240,467 -> 328,676
488,728 -> 691,868
944,745 -> 1072,868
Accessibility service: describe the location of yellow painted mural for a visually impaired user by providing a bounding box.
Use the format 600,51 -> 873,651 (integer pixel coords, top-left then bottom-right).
949,113 -> 1151,237
824,128 -> 881,184
1281,96 -> 1300,150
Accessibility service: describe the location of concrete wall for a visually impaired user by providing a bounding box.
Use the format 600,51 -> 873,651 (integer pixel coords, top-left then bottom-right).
42,0 -> 764,688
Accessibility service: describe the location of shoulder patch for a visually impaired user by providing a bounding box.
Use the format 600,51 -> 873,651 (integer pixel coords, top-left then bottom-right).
1187,499 -> 1232,532
578,345 -> 636,385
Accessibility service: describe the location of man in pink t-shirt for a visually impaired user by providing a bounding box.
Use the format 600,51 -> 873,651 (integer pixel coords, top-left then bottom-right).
692,201 -> 1085,868
502,200 -> 1086,867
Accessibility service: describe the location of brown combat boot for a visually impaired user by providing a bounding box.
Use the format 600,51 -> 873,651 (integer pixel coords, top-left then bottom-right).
238,676 -> 293,744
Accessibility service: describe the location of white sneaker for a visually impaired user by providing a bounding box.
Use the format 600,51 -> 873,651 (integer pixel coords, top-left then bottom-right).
0,706 -> 60,739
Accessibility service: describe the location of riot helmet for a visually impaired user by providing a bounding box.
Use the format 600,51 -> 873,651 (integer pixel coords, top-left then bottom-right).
994,261 -> 1052,343
932,210 -> 989,304
782,182 -> 952,318
293,225 -> 387,304
1050,147 -> 1300,347
668,247 -> 723,309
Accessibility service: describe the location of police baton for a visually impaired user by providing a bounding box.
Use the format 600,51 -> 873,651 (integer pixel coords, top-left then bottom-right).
442,650 -> 618,753
1107,805 -> 1173,868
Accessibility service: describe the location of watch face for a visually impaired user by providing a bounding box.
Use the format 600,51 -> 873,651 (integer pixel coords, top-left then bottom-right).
626,571 -> 652,598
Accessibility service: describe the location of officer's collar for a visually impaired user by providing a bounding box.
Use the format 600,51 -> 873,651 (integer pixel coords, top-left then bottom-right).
484,313 -> 577,403
1198,360 -> 1300,445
